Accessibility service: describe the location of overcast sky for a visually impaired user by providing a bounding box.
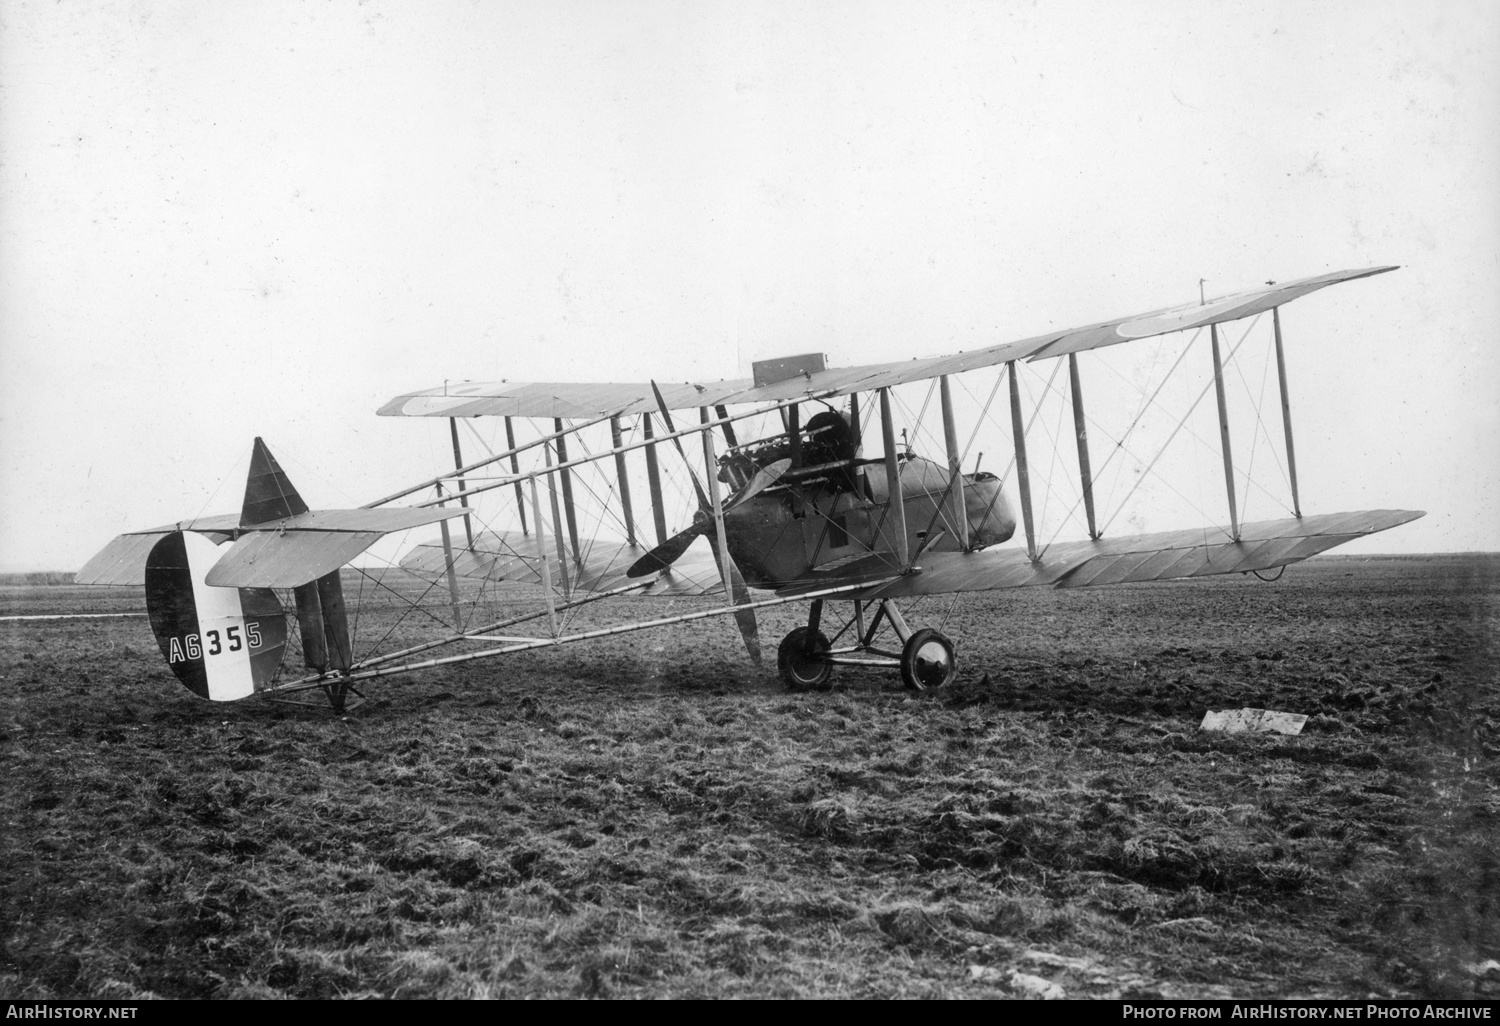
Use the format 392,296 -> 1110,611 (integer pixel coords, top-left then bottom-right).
2,0 -> 1496,573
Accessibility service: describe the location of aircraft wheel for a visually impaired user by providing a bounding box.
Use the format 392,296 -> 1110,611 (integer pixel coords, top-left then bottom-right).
778,627 -> 833,691
900,628 -> 958,691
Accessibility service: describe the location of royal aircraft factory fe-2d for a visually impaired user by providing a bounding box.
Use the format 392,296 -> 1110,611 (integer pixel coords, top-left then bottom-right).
79,267 -> 1422,711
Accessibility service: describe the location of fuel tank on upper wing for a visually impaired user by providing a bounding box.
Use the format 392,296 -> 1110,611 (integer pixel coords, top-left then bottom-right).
721,456 -> 1017,587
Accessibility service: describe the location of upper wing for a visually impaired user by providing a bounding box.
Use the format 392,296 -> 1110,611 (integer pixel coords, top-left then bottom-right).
377,380 -> 758,420
836,509 -> 1424,598
377,267 -> 1396,421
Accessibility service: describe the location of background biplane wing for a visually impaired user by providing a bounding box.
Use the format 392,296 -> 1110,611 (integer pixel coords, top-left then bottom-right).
400,529 -> 732,597
376,267 -> 1397,420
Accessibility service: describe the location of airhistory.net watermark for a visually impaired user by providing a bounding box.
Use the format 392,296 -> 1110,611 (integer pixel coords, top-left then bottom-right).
5,1008 -> 137,1019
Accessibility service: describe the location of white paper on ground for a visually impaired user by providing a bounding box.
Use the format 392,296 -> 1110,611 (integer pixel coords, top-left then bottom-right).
1199,708 -> 1307,736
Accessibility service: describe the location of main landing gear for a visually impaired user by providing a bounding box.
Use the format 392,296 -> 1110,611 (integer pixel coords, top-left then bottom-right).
776,598 -> 958,692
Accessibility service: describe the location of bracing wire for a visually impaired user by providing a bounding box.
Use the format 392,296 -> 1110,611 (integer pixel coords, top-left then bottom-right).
1022,349 -> 1221,556
188,440 -> 253,524
1023,362 -> 1077,544
965,359 -> 1065,547
1234,330 -> 1269,522
1019,327 -> 1219,546
351,565 -> 455,659
1097,319 -> 1264,537
1226,328 -> 1296,520
938,591 -> 964,633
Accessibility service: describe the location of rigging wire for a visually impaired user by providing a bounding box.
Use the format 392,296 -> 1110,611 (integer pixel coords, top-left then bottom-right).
901,368 -> 1009,553
187,439 -> 254,524
274,443 -> 367,509
1226,328 -> 1296,519
962,359 -> 1065,546
1027,352 -> 1221,555
1233,328 -> 1269,522
1089,328 -> 1204,517
938,591 -> 963,633
350,556 -> 367,653
1097,318 -> 1262,537
351,564 -> 453,660
1023,362 -> 1076,545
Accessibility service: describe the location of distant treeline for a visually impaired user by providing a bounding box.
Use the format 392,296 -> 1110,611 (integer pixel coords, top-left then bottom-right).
0,572 -> 75,586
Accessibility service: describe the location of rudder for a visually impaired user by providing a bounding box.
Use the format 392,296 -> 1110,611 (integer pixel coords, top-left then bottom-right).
144,531 -> 288,701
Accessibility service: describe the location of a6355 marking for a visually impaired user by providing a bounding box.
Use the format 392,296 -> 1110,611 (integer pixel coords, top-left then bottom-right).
166,622 -> 264,664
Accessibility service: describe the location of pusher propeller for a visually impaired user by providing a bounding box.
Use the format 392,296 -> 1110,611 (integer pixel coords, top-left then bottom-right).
625,457 -> 790,578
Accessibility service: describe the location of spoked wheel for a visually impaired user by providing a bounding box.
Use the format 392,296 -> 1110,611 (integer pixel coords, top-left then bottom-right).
778,627 -> 833,691
900,628 -> 958,691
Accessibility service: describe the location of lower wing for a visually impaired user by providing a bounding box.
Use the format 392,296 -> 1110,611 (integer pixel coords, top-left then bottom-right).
777,509 -> 1423,598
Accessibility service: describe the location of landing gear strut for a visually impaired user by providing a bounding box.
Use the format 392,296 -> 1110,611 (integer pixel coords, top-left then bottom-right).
775,598 -> 958,692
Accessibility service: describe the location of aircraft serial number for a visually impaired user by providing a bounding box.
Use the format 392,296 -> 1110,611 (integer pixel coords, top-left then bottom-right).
166,622 -> 263,663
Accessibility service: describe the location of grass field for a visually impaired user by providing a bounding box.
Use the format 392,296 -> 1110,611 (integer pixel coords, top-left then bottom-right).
2,554 -> 1497,998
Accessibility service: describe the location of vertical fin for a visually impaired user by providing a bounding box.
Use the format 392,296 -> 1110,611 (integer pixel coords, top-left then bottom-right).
241,437 -> 309,527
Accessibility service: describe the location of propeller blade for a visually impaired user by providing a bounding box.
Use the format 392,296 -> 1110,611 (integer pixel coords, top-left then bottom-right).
718,552 -> 762,668
647,382 -> 762,667
623,523 -> 761,664
625,520 -> 709,577
724,458 -> 791,512
624,460 -> 788,578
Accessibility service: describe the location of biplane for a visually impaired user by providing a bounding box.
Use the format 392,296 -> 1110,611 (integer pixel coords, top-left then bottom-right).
77,266 -> 1423,711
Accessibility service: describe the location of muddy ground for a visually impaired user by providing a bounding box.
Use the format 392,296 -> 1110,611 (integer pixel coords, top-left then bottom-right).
1,554 -> 1496,998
